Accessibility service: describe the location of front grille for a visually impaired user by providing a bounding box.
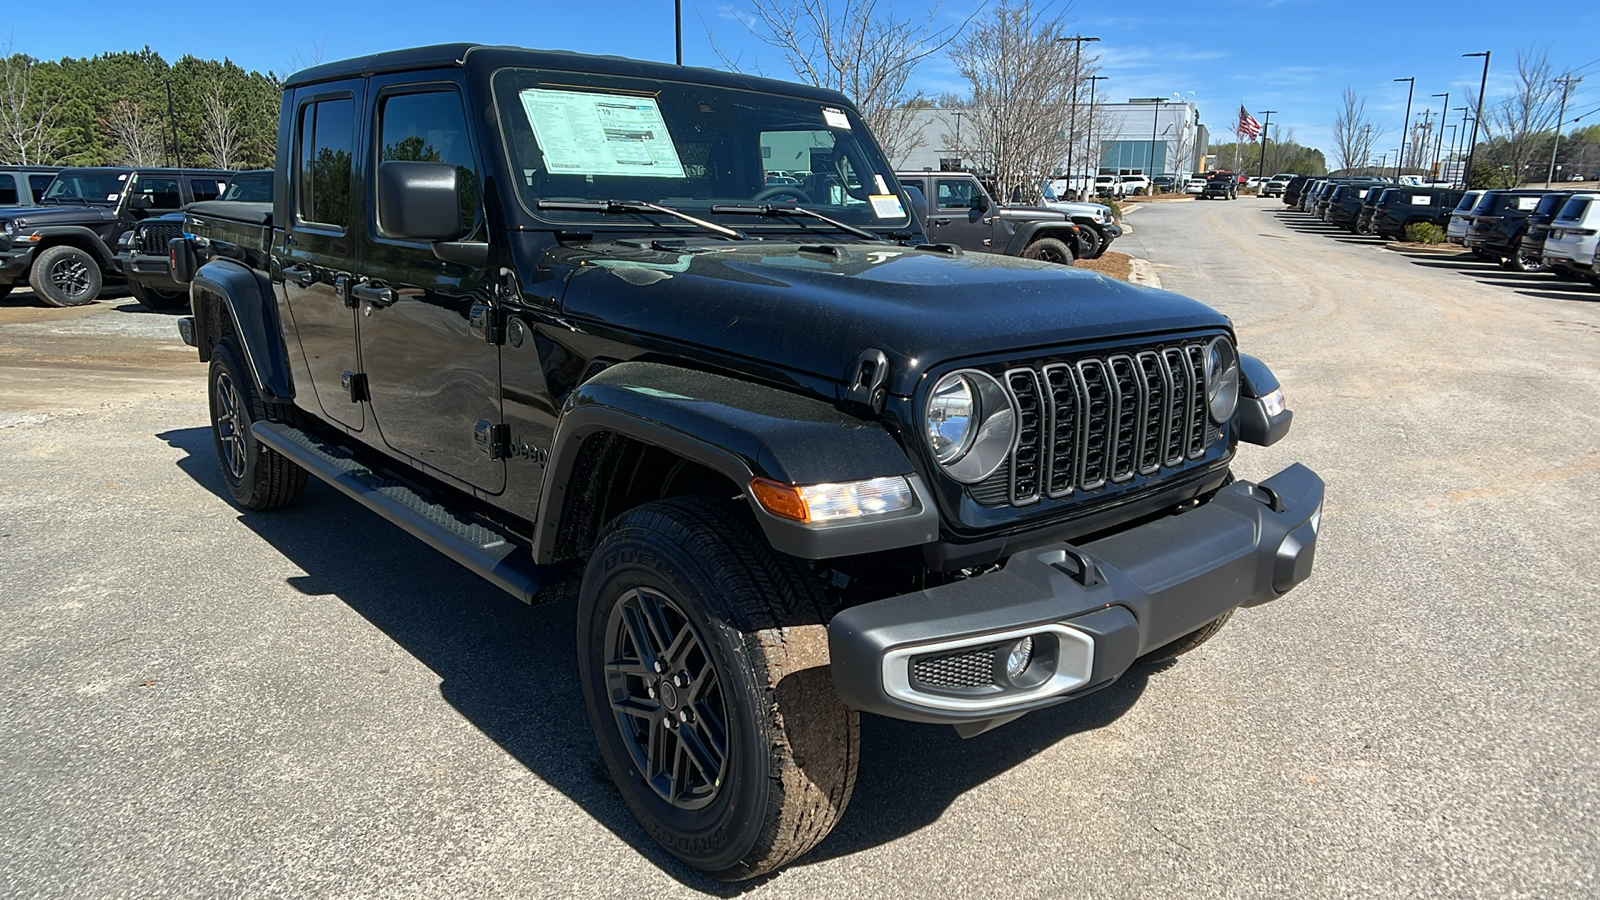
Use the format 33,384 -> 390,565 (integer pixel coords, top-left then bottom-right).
973,337 -> 1223,508
138,223 -> 183,256
911,646 -> 997,689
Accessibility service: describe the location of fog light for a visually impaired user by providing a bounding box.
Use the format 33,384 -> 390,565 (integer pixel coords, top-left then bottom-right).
1004,636 -> 1034,678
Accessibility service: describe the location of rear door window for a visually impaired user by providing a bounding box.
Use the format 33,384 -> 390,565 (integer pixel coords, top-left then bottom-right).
129,176 -> 182,211
190,178 -> 224,202
296,98 -> 357,229
27,174 -> 52,201
0,174 -> 17,205
1556,197 -> 1590,221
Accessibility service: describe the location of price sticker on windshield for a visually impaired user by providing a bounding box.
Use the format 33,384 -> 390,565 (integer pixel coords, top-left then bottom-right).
869,194 -> 904,218
822,107 -> 851,130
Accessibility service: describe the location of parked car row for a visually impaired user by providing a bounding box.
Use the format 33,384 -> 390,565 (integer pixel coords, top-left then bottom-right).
1279,173 -> 1600,289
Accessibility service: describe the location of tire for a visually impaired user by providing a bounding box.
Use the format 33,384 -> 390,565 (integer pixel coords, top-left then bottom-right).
1019,236 -> 1076,265
1074,228 -> 1102,260
577,497 -> 858,880
0,283 -> 11,300
1550,265 -> 1583,282
28,245 -> 102,307
1138,611 -> 1234,664
127,279 -> 189,311
1507,240 -> 1546,273
208,339 -> 307,511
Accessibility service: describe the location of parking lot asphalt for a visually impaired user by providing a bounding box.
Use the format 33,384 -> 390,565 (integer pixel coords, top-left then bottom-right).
2,203 -> 1598,898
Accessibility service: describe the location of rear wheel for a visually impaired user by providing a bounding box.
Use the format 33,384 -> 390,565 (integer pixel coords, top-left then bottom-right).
1020,236 -> 1076,265
208,339 -> 307,511
1507,239 -> 1546,273
577,497 -> 858,880
28,245 -> 102,307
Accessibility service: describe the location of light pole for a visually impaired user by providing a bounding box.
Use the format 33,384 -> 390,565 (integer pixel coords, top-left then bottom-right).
1464,51 -> 1491,189
1360,124 -> 1373,175
1453,106 -> 1471,187
952,109 -> 965,169
1548,76 -> 1580,187
1085,75 -> 1108,195
1131,98 -> 1169,180
1055,35 -> 1100,200
1430,92 -> 1449,180
675,0 -> 683,64
1256,110 -> 1277,177
1393,76 -> 1415,181
1444,122 -> 1457,183
161,76 -> 179,167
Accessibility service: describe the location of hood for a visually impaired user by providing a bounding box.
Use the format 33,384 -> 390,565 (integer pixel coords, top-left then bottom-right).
0,204 -> 116,227
556,241 -> 1229,398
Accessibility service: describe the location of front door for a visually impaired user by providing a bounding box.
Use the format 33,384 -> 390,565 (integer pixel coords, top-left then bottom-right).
930,178 -> 992,250
279,80 -> 366,431
355,74 -> 503,494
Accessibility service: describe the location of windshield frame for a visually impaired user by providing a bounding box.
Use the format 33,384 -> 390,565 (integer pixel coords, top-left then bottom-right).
488,66 -> 911,236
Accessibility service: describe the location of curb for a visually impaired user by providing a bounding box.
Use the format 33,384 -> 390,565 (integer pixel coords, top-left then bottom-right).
1129,258 -> 1162,289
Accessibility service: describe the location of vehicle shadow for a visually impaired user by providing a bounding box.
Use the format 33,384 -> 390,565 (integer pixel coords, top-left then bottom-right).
158,426 -> 1153,889
1394,254 -> 1599,299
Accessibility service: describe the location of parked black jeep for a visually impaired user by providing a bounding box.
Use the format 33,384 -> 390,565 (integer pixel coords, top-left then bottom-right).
115,170 -> 273,310
1326,182 -> 1382,232
0,166 -> 231,306
171,43 -> 1322,880
0,165 -> 61,207
1370,187 -> 1466,240
1200,179 -> 1234,201
896,170 -> 1097,261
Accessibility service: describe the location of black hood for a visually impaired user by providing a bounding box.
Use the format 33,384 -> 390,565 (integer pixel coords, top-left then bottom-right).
556,241 -> 1229,397
0,205 -> 116,227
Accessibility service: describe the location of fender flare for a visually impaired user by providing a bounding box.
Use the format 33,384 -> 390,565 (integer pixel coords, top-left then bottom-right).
30,226 -> 117,269
1003,221 -> 1088,257
190,257 -> 295,401
530,361 -> 939,563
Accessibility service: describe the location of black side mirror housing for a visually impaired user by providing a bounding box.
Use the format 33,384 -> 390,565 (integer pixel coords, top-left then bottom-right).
377,161 -> 463,242
168,237 -> 198,285
973,192 -> 990,212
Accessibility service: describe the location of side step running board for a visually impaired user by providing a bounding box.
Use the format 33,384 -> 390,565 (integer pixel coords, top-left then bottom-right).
253,421 -> 570,604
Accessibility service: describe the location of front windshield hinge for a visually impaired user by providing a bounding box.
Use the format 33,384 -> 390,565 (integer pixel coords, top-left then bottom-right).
842,348 -> 890,417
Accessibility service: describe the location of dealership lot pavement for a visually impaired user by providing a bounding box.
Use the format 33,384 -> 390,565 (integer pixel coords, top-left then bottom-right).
2,202 -> 1597,898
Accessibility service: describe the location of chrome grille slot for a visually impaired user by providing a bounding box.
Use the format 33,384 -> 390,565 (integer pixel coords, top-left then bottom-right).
1042,364 -> 1080,498
1136,351 -> 1168,474
1076,359 -> 1112,490
959,336 -> 1230,510
1006,368 -> 1044,505
1108,355 -> 1140,482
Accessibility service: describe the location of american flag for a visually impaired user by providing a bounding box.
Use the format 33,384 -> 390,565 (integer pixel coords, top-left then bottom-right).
1238,105 -> 1262,139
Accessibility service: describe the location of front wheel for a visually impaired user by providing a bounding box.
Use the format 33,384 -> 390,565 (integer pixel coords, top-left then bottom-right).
1138,611 -> 1234,664
1020,236 -> 1076,264
577,497 -> 858,880
128,280 -> 189,311
29,245 -> 102,307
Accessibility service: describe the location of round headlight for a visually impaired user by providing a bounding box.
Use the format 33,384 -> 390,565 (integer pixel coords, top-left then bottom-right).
1205,337 -> 1240,423
925,370 -> 1015,483
1,220 -> 14,237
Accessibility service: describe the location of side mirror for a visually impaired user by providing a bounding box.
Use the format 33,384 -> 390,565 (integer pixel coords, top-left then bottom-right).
377,161 -> 463,242
902,183 -> 926,215
973,192 -> 990,212
169,236 -> 198,285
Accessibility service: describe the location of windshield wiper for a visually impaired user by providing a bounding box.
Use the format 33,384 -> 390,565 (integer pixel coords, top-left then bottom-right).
709,203 -> 883,242
536,199 -> 745,240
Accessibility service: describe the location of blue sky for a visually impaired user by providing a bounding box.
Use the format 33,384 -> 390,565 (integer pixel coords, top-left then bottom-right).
12,1 -> 1600,157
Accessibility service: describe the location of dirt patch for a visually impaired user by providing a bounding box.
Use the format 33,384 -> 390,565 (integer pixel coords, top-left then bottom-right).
1074,250 -> 1133,281
1385,242 -> 1471,256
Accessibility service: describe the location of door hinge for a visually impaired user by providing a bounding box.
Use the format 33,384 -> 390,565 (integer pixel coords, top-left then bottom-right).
469,304 -> 505,344
475,420 -> 511,459
341,370 -> 369,402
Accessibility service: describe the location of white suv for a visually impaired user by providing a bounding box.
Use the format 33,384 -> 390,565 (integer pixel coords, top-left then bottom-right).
1446,191 -> 1484,245
1094,175 -> 1125,198
1119,175 -> 1151,196
1541,193 -> 1600,281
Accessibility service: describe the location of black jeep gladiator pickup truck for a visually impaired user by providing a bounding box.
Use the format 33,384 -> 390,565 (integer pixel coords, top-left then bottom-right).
170,43 -> 1322,880
115,170 -> 273,310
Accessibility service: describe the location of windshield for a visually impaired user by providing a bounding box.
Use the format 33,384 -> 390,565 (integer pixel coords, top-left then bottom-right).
43,170 -> 129,205
491,68 -> 910,233
222,173 -> 274,202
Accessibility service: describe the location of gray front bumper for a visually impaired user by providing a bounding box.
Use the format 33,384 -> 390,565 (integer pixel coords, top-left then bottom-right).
828,463 -> 1324,730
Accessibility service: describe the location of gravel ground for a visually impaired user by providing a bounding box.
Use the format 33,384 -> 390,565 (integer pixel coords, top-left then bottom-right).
2,201 -> 1598,899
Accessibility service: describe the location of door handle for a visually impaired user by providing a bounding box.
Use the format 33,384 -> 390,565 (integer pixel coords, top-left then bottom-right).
932,218 -> 950,226
351,283 -> 397,308
283,266 -> 315,287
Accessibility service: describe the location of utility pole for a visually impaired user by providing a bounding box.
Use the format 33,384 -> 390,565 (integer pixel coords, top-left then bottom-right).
1464,51 -> 1491,189
1086,75 -> 1107,196
675,0 -> 683,65
162,76 -> 179,168
1054,36 -> 1100,201
952,109 -> 964,169
1256,110 -> 1277,177
1393,77 -> 1415,181
1453,106 -> 1470,188
1548,75 -> 1580,187
1430,92 -> 1449,180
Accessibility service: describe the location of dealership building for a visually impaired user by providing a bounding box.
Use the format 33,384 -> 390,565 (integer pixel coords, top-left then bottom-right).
891,99 -> 1209,178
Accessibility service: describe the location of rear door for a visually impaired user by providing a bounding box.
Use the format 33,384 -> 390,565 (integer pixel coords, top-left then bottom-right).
353,72 -> 503,493
280,79 -> 366,431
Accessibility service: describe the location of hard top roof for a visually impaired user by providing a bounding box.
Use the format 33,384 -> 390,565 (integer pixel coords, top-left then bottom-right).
54,166 -> 236,176
283,43 -> 854,107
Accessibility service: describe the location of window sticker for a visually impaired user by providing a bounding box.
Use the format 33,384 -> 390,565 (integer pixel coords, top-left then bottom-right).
869,194 -> 905,218
519,89 -> 685,178
822,107 -> 851,130
107,194 -> 120,201
117,174 -> 128,180
1411,195 -> 1431,205
1515,196 -> 1538,211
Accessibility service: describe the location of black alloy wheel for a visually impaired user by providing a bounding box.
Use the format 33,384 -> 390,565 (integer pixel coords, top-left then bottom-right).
1508,239 -> 1546,273
604,586 -> 729,811
213,366 -> 249,483
1020,237 -> 1076,265
28,245 -> 103,307
207,339 -> 306,511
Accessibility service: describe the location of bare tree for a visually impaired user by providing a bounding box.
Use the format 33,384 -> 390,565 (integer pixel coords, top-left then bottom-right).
0,43 -> 61,165
717,0 -> 974,161
1469,48 -> 1567,186
99,100 -> 163,166
1332,86 -> 1383,172
199,81 -> 242,169
945,1 -> 1080,204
